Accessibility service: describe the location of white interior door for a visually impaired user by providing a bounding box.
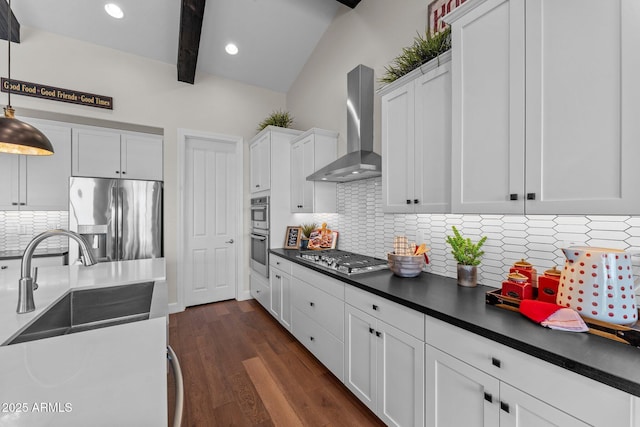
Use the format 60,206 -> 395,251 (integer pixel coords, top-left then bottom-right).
183,135 -> 238,306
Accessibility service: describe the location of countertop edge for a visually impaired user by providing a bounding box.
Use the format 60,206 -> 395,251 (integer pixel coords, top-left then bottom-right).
270,248 -> 640,397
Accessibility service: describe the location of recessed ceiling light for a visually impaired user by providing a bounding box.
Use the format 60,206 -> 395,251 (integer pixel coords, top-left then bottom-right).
225,43 -> 239,55
104,3 -> 124,19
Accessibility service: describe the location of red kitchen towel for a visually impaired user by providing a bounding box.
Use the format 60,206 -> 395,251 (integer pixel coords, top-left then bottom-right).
520,299 -> 588,332
520,300 -> 562,323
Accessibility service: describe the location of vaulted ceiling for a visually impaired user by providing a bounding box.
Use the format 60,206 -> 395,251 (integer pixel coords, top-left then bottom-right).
3,0 -> 360,93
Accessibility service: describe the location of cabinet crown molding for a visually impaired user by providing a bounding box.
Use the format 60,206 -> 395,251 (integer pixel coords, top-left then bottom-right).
377,51 -> 451,96
442,0 -> 498,24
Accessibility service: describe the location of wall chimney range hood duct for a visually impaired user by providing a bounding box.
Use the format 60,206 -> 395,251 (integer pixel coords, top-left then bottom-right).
307,64 -> 381,183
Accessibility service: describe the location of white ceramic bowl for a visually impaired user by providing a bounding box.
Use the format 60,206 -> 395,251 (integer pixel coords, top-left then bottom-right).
388,253 -> 425,278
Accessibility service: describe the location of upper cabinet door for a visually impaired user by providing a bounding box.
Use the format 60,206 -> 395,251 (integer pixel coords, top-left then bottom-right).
121,132 -> 163,181
250,133 -> 271,193
72,127 -> 122,179
414,63 -> 452,214
0,154 -> 21,210
450,0 -> 525,214
381,80 -> 415,213
524,0 -> 640,214
24,122 -> 72,210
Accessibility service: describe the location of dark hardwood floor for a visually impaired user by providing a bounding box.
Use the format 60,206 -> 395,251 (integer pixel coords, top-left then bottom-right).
167,299 -> 385,426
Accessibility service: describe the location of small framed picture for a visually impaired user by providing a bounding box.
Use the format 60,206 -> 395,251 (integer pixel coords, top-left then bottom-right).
284,226 -> 302,249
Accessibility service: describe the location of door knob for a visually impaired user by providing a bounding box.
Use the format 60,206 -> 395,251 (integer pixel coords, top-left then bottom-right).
226,239 -> 234,244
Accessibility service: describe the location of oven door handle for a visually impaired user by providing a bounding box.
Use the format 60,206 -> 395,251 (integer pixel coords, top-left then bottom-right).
250,234 -> 267,241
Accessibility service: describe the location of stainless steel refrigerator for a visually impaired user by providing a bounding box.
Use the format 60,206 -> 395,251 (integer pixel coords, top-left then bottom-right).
69,177 -> 162,263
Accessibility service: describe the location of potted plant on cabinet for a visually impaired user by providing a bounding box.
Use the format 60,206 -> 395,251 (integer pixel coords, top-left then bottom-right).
256,110 -> 294,132
299,223 -> 318,250
446,226 -> 487,287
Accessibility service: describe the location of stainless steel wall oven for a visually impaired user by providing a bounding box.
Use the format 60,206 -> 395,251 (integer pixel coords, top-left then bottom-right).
250,196 -> 269,277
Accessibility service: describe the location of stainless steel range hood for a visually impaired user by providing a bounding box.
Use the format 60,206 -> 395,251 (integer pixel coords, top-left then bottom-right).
306,64 -> 381,182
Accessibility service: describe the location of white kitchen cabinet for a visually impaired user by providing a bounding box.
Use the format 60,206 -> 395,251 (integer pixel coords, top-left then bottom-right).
0,255 -> 66,290
250,271 -> 270,310
425,316 -> 632,427
250,132 -> 271,193
425,345 -> 589,427
72,127 -> 163,181
269,255 -> 292,330
380,54 -> 451,214
0,120 -> 71,211
425,344 -> 498,427
290,128 -> 337,213
447,0 -> 640,214
290,264 -> 345,380
345,287 -> 425,427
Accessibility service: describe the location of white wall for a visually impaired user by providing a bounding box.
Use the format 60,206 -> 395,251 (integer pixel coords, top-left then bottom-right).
3,27 -> 287,304
287,0 -> 431,155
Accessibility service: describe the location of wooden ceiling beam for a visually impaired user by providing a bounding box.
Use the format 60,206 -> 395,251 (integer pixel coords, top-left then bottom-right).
336,0 -> 361,8
177,0 -> 206,84
0,0 -> 20,43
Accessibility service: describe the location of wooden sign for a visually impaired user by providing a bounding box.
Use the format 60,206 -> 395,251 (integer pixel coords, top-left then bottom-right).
284,226 -> 302,249
1,78 -> 113,110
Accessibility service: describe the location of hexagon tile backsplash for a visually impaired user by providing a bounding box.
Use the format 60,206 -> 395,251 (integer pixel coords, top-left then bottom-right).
0,211 -> 69,252
297,177 -> 640,289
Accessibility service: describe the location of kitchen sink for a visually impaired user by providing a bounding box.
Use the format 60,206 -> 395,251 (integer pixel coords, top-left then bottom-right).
5,281 -> 155,345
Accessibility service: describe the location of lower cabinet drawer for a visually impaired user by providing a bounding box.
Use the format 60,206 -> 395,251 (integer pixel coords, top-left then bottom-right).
250,273 -> 270,310
292,308 -> 343,381
292,277 -> 344,340
345,286 -> 424,340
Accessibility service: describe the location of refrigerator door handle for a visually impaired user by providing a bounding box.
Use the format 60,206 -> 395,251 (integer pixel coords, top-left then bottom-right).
108,183 -> 118,262
117,185 -> 124,260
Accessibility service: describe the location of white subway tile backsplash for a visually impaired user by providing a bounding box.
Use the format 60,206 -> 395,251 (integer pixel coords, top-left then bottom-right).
304,177 -> 640,289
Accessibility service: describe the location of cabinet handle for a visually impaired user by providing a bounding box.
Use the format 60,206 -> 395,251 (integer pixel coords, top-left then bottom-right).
19,202 -> 26,206
491,357 -> 501,368
375,331 -> 382,338
1,266 -> 7,270
500,402 -> 510,413
309,336 -> 315,342
256,290 -> 261,294
116,171 -> 120,174
256,184 -> 260,188
11,202 -> 18,206
309,302 -> 315,307
276,261 -> 280,265
414,199 -> 419,204
406,199 -> 411,204
527,192 -> 536,200
122,171 -> 126,175
275,274 -> 281,279
372,304 -> 379,311
369,327 -> 374,334
509,193 -> 518,201
484,392 -> 493,403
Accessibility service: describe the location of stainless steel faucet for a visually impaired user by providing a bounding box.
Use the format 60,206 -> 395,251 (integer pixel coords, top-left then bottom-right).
17,229 -> 98,314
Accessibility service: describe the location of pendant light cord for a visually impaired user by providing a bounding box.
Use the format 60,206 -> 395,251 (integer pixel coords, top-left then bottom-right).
7,0 -> 12,108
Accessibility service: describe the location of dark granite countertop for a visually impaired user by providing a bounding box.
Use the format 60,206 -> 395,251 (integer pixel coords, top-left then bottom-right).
0,248 -> 69,261
271,248 -> 640,397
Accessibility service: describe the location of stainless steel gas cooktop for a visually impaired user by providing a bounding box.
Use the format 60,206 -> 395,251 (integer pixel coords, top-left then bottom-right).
297,249 -> 388,275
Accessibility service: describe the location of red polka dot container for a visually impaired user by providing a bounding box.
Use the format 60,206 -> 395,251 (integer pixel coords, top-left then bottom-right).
557,247 -> 637,325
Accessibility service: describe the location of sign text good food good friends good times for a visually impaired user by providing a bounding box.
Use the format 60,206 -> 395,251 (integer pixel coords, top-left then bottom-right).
1,78 -> 113,110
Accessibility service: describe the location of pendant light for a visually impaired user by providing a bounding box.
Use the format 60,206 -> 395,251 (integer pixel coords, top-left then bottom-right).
0,0 -> 53,155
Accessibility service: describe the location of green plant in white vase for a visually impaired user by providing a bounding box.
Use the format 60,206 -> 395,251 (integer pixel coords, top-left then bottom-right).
446,226 -> 487,287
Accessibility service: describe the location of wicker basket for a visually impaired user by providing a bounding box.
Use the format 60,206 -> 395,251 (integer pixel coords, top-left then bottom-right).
388,253 -> 425,278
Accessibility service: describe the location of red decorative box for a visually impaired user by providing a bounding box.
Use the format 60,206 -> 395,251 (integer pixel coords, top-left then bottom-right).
501,272 -> 533,300
509,259 -> 537,287
537,267 -> 561,304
